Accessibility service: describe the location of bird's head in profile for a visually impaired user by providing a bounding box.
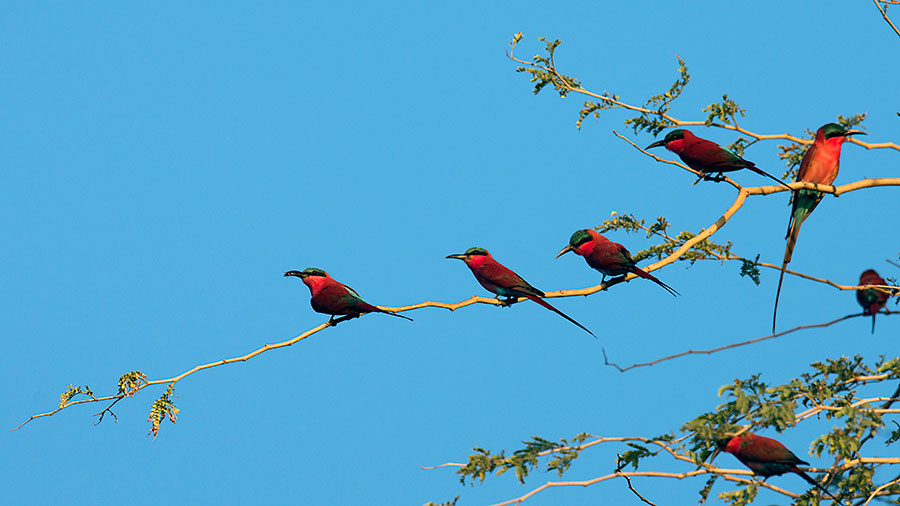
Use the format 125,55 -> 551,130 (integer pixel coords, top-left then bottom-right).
446,247 -> 491,265
556,229 -> 599,259
284,268 -> 330,280
819,122 -> 866,140
645,129 -> 688,151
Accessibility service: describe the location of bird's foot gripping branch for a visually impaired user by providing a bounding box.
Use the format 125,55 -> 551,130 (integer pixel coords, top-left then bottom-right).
425,356 -> 900,506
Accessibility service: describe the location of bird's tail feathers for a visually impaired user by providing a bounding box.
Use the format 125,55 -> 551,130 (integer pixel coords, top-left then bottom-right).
793,469 -> 840,503
748,166 -> 791,190
360,302 -> 413,321
381,310 -> 414,321
869,305 -> 879,334
632,267 -> 679,296
524,294 -> 596,338
772,256 -> 790,333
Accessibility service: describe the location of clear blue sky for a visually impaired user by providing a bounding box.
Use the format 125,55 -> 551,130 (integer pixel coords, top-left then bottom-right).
2,2 -> 897,505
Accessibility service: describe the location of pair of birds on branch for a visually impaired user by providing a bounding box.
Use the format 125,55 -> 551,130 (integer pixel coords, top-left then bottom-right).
646,123 -> 870,333
284,229 -> 678,338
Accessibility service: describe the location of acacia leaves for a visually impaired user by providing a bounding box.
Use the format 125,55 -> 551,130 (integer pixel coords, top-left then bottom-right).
436,357 -> 899,505
456,434 -> 591,485
148,384 -> 179,439
59,384 -> 93,408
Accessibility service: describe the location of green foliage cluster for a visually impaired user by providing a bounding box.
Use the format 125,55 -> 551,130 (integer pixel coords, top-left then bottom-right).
622,55 -> 688,136
58,384 -> 93,408
117,370 -> 147,397
423,497 -> 458,506
594,212 -> 762,284
438,357 -> 899,504
456,433 -> 591,485
718,482 -> 758,506
513,33 -> 871,187
703,94 -> 746,127
511,34 -> 581,99
147,384 -> 178,439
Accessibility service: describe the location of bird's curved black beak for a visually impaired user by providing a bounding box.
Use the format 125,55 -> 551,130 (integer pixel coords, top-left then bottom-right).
284,270 -> 304,278
555,245 -> 574,259
445,254 -> 467,260
844,129 -> 867,137
645,140 -> 667,150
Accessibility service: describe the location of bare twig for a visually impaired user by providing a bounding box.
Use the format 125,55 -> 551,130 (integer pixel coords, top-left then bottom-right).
601,312 -> 890,372
93,396 -> 124,425
612,129 -> 741,190
621,474 -> 657,506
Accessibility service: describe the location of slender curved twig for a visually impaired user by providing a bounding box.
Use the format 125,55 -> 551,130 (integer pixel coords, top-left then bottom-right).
13,175 -> 900,432
601,312 -> 891,372
507,38 -> 900,152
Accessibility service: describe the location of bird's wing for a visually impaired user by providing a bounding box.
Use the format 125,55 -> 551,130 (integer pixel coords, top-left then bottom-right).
616,244 -> 636,267
796,142 -> 818,182
738,441 -> 806,466
682,141 -> 750,171
477,261 -> 544,298
333,283 -> 368,306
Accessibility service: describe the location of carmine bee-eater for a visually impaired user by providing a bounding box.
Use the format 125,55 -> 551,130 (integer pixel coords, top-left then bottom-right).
284,268 -> 412,325
645,129 -> 789,187
718,432 -> 837,500
772,123 -> 866,331
555,229 -> 678,296
446,247 -> 595,337
857,269 -> 890,333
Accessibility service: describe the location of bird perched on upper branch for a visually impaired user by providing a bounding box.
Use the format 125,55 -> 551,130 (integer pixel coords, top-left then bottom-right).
446,247 -> 595,337
856,269 -> 890,333
718,432 -> 837,500
645,129 -> 788,187
772,123 -> 866,331
555,229 -> 678,296
284,268 -> 412,325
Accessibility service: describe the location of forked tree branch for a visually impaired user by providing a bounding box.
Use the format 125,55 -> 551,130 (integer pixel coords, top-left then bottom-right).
507,37 -> 900,151
12,174 -> 900,433
424,430 -> 900,506
874,0 -> 900,39
14,37 -> 900,439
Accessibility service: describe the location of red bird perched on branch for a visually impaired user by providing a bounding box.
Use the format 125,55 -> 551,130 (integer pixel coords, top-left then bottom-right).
857,269 -> 890,333
718,432 -> 837,500
284,268 -> 412,325
555,229 -> 678,296
645,129 -> 788,187
772,123 -> 866,331
446,247 -> 595,337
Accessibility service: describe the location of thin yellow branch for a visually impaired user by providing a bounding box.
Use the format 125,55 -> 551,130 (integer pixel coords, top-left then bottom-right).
612,129 -> 742,189
11,322 -> 331,431
483,468 -> 800,506
874,0 -> 900,39
507,37 -> 900,151
862,477 -> 900,506
16,171 -> 900,431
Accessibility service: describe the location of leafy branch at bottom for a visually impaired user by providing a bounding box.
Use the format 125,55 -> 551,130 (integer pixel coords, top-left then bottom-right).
425,356 -> 900,506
